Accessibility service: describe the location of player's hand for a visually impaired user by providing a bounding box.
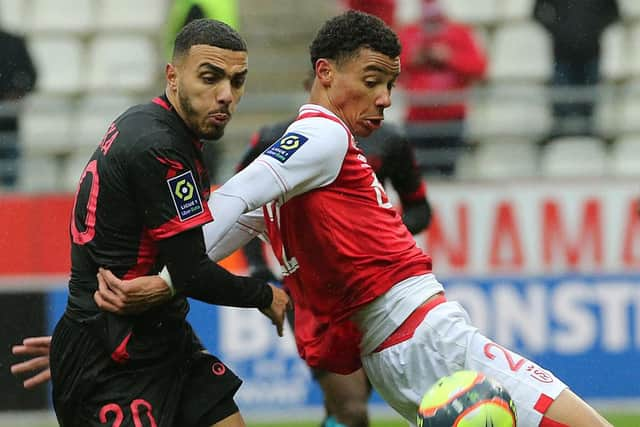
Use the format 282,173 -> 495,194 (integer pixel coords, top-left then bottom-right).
95,267 -> 172,315
11,336 -> 52,389
260,284 -> 291,337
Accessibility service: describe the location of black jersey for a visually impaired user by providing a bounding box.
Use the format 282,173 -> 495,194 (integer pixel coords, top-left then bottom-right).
238,119 -> 427,212
67,95 -> 213,321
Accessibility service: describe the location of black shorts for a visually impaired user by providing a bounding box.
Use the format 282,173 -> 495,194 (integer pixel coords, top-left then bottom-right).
50,314 -> 242,427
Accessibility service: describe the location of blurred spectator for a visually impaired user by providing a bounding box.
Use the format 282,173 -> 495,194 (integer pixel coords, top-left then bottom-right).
165,0 -> 239,59
0,27 -> 37,189
164,0 -> 240,183
534,0 -> 620,137
397,0 -> 486,177
341,0 -> 396,27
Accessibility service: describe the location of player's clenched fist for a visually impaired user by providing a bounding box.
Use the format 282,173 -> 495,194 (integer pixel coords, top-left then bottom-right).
260,284 -> 291,337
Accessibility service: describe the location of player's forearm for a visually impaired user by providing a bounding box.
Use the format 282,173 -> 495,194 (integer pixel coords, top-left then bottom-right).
158,228 -> 273,309
402,199 -> 432,234
183,257 -> 273,309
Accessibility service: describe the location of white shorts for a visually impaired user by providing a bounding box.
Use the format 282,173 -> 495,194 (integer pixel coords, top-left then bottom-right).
361,301 -> 567,427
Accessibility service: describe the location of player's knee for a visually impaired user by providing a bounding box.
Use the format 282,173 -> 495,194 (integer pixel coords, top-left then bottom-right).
334,400 -> 368,427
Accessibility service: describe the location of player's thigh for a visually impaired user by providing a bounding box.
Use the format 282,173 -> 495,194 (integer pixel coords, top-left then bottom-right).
447,304 -> 567,427
176,352 -> 243,427
51,317 -> 180,427
209,410 -> 246,427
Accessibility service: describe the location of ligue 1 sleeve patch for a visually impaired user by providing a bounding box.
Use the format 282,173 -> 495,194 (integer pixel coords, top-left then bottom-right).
167,170 -> 204,221
264,132 -> 308,163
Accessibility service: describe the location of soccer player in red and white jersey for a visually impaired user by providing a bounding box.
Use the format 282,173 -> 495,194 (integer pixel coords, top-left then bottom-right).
13,11 -> 611,427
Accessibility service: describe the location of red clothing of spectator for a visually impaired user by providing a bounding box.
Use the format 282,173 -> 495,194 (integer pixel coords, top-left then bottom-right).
344,0 -> 396,27
398,19 -> 487,122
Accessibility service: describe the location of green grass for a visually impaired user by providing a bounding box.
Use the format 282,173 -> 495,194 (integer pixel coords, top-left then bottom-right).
252,413 -> 638,426
7,411 -> 640,427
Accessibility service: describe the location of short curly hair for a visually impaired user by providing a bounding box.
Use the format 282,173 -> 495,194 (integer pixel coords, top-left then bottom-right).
173,18 -> 246,60
309,10 -> 401,70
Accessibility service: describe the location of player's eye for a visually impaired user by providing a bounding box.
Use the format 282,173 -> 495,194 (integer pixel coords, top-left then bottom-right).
231,75 -> 246,89
365,80 -> 377,88
202,75 -> 218,84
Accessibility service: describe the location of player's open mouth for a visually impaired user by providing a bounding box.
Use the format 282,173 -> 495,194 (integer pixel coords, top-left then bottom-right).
365,118 -> 383,129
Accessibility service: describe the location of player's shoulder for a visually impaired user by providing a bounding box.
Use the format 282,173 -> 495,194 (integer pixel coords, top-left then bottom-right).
288,105 -> 350,146
113,101 -> 183,152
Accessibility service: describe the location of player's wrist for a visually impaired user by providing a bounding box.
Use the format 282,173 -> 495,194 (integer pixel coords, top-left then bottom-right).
158,266 -> 176,297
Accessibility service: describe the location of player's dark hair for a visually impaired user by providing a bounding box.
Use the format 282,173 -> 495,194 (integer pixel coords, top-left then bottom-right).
173,18 -> 247,60
309,10 -> 401,69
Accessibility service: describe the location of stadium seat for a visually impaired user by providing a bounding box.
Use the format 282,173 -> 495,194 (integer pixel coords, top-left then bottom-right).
453,148 -> 477,180
617,80 -> 640,134
594,84 -> 622,137
627,23 -> 640,78
87,35 -> 159,92
441,0 -> 498,25
19,95 -> 75,155
489,22 -> 553,82
27,35 -> 85,95
540,136 -> 609,177
610,136 -> 640,176
474,138 -> 539,179
473,26 -> 491,52
74,94 -> 136,150
17,154 -> 61,192
95,0 -> 170,33
29,0 -> 93,34
467,84 -> 552,138
601,23 -> 628,82
496,0 -> 534,22
61,150 -> 95,192
619,0 -> 640,20
0,0 -> 26,32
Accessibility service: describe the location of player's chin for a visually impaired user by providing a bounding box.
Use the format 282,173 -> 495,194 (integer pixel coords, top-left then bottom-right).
354,124 -> 375,138
200,124 -> 226,141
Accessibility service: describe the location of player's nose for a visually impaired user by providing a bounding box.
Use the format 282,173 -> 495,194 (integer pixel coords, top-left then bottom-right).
215,79 -> 234,106
376,90 -> 392,109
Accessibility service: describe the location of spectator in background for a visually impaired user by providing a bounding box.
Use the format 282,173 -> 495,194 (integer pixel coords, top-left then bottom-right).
341,0 -> 396,28
0,26 -> 37,189
165,0 -> 239,59
397,0 -> 486,177
534,0 -> 620,137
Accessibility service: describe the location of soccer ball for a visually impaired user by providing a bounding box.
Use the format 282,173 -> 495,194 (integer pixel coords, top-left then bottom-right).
417,370 -> 517,427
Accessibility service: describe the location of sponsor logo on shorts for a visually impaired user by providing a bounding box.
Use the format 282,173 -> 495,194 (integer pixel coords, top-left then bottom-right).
263,132 -> 308,163
212,362 -> 226,376
167,170 -> 204,221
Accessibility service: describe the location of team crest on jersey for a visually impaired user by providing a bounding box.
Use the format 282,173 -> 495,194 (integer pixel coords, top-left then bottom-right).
264,132 -> 308,163
167,170 -> 204,221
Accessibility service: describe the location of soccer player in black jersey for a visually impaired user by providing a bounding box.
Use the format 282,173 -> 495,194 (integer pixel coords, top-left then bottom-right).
41,19 -> 289,427
237,116 -> 431,427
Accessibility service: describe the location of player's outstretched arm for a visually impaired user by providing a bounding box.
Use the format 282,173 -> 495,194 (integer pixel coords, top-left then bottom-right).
11,336 -> 52,389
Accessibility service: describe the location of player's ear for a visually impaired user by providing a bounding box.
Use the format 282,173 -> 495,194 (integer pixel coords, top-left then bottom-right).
166,62 -> 178,92
315,59 -> 333,87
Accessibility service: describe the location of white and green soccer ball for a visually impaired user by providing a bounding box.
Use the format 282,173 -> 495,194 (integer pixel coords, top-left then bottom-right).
417,370 -> 517,427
